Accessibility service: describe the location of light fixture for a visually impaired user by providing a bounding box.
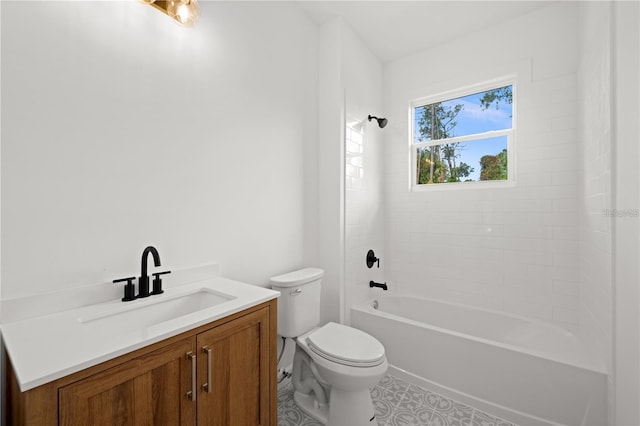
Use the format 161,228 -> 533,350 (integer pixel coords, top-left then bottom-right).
143,0 -> 200,27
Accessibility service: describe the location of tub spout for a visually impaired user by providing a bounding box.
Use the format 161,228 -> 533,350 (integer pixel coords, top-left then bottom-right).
370,280 -> 388,290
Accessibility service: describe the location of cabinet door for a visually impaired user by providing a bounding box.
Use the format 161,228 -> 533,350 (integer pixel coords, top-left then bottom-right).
59,338 -> 196,426
196,307 -> 270,426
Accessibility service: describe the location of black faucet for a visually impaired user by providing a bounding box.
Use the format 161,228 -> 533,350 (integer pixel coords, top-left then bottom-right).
113,276 -> 137,302
113,246 -> 171,301
139,246 -> 161,298
369,280 -> 388,291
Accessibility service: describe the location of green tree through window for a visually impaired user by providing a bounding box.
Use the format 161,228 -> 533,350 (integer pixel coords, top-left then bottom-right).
413,83 -> 513,186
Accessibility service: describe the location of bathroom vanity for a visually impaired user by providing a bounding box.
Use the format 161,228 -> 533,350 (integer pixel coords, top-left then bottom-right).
3,276 -> 279,426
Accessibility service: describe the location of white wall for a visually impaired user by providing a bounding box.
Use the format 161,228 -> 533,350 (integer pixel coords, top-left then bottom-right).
383,3 -> 581,328
577,0 -> 614,417
0,0 -> 3,419
578,4 -> 640,424
1,1 -> 318,300
318,18 -> 344,324
611,2 -> 640,424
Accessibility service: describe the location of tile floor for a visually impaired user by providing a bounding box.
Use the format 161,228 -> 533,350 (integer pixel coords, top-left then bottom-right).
277,374 -> 518,426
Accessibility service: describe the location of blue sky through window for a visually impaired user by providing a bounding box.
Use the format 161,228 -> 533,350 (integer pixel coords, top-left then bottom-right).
414,86 -> 512,182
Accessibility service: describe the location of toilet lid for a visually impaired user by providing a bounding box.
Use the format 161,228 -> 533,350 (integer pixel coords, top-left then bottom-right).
306,322 -> 385,367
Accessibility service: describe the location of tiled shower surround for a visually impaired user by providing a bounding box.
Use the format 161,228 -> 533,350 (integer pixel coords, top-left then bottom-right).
577,0 -> 613,388
278,374 -> 517,426
383,4 -> 582,331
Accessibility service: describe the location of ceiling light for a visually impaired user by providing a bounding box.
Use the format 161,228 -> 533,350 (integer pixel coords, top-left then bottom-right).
145,0 -> 200,27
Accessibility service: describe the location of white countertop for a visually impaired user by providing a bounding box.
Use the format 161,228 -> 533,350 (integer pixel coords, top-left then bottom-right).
1,277 -> 279,392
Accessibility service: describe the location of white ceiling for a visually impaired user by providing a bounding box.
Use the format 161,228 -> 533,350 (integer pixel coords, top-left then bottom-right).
295,1 -> 558,63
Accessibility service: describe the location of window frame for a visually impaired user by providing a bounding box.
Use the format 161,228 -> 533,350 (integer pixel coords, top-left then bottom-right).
410,76 -> 517,191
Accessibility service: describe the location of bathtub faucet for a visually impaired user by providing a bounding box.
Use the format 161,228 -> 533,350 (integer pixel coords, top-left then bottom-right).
369,281 -> 388,291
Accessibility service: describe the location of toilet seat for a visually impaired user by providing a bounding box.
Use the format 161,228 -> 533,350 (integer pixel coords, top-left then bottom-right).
306,322 -> 385,367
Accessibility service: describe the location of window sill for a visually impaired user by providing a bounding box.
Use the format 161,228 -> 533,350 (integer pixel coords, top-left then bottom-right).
411,179 -> 515,192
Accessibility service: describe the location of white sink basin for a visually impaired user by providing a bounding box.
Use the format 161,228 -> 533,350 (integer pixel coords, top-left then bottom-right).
2,276 -> 279,392
79,288 -> 235,332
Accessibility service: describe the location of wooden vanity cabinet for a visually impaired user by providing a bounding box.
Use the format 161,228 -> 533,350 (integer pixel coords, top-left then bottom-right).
195,307 -> 270,426
6,300 -> 277,426
59,337 -> 196,425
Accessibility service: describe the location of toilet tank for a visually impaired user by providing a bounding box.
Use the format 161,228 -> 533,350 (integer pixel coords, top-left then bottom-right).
270,268 -> 324,338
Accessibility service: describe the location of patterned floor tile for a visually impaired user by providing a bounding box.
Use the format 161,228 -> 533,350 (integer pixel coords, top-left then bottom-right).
378,374 -> 412,395
400,383 -> 441,411
377,373 -> 398,388
386,407 -> 433,426
431,397 -> 474,426
278,374 -> 518,426
370,387 -> 397,424
277,380 -> 322,426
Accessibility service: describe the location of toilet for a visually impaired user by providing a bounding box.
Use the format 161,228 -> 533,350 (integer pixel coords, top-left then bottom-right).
271,268 -> 388,426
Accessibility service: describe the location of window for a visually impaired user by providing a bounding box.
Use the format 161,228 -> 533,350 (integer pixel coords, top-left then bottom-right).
411,80 -> 514,188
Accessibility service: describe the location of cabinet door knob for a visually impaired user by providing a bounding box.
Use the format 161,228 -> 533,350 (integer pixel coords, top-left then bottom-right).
186,351 -> 197,401
202,346 -> 212,393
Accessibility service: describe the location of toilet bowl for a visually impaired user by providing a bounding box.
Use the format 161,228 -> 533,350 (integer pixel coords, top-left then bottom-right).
270,268 -> 388,426
293,322 -> 388,426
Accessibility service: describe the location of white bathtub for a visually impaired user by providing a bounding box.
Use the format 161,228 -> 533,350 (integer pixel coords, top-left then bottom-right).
351,295 -> 607,426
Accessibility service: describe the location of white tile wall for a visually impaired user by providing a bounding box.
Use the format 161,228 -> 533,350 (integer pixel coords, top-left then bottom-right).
577,1 -> 613,378
382,3 -> 582,329
340,21 -> 386,325
344,118 -> 386,323
573,5 -> 640,422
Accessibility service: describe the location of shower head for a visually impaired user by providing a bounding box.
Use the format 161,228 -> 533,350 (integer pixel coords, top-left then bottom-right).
368,115 -> 388,128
